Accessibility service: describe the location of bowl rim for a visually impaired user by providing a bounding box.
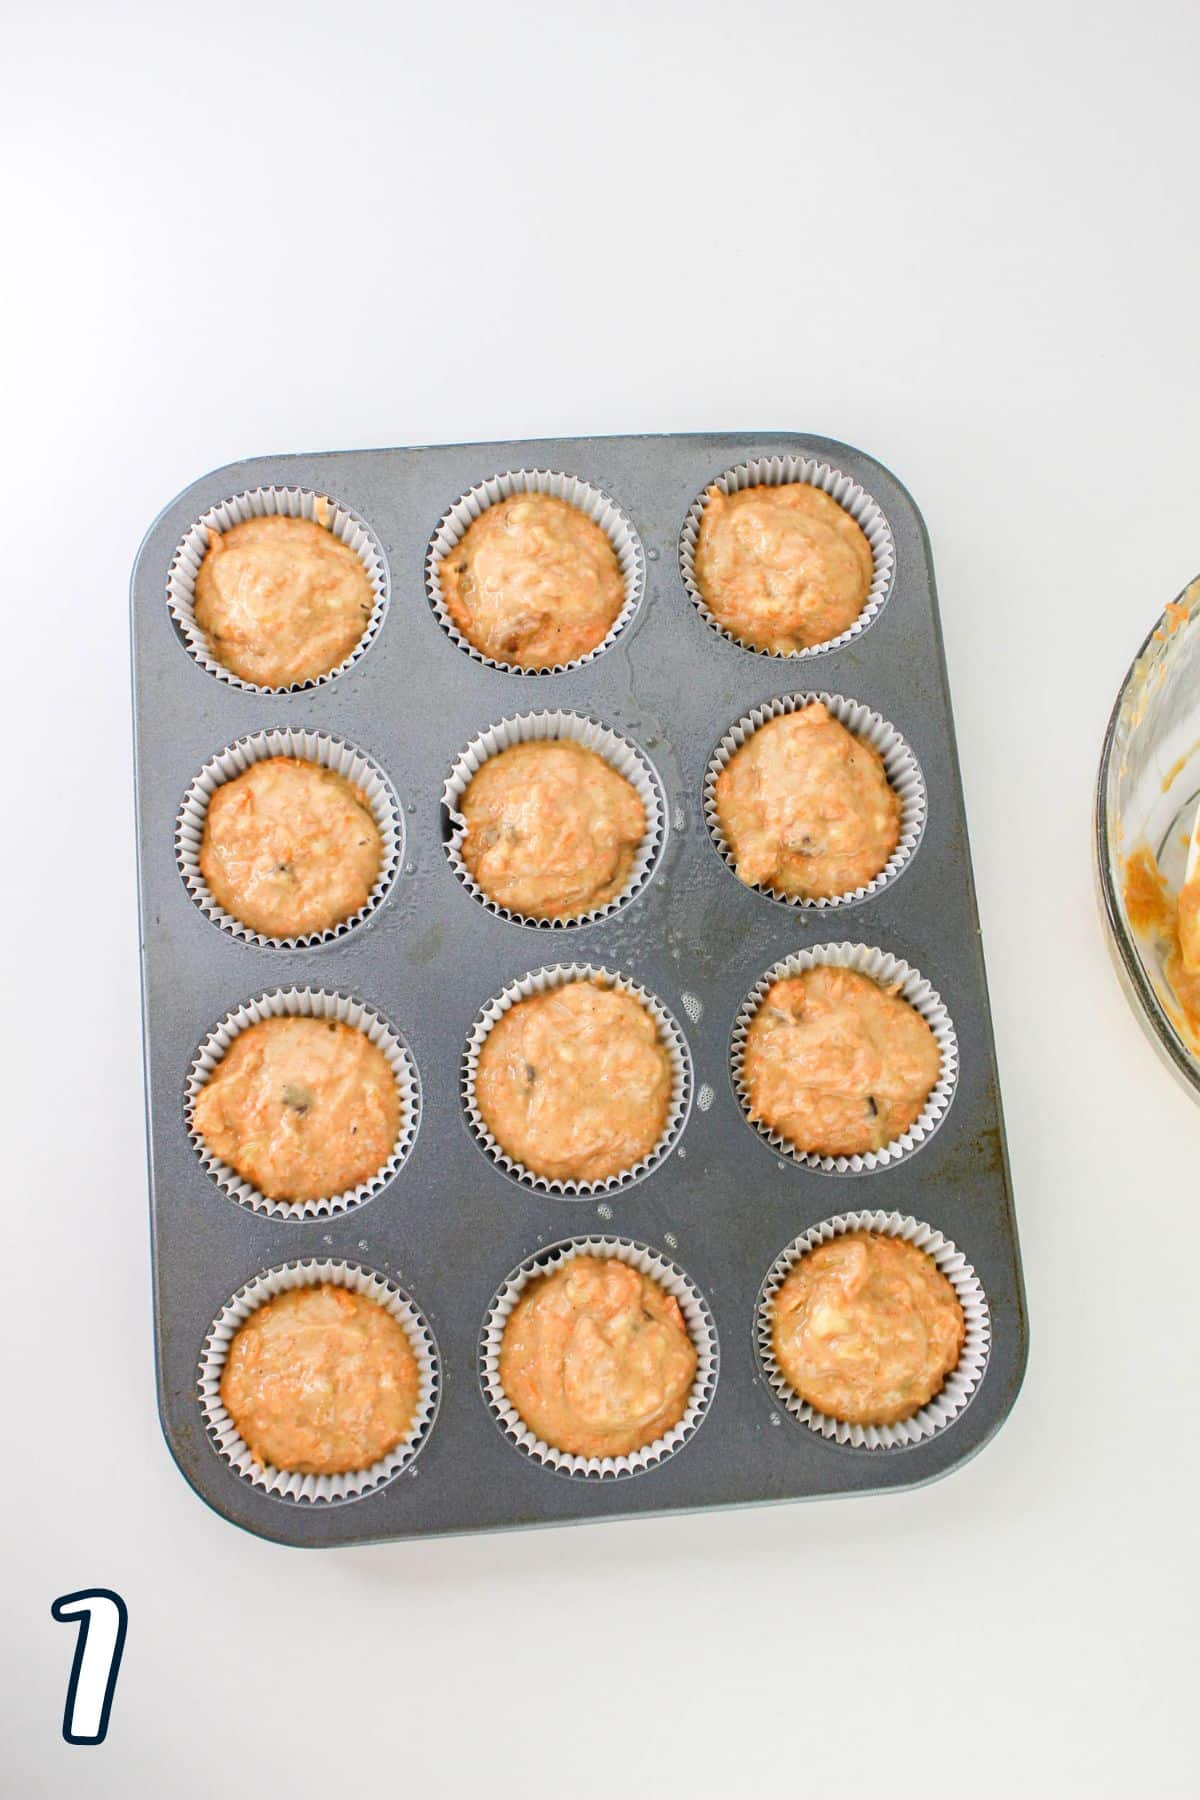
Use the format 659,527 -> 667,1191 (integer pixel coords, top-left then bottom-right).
1094,576 -> 1200,1103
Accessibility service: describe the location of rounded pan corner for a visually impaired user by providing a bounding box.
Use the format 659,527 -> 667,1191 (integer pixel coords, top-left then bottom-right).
153,1391 -> 313,1550
709,428 -> 934,566
911,1315 -> 1030,1494
129,449 -> 332,599
795,1295 -> 1029,1505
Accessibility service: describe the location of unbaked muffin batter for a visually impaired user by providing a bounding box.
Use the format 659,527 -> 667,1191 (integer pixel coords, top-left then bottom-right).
714,702 -> 900,898
499,1255 -> 696,1458
460,740 -> 646,920
194,513 -> 374,687
742,966 -> 940,1158
439,493 -> 625,669
694,482 -> 874,653
771,1232 -> 964,1426
199,757 -> 381,938
220,1285 -> 419,1474
475,979 -> 672,1183
193,1015 -> 401,1202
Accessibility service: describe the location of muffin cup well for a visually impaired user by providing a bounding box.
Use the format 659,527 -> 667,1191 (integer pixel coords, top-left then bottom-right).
198,1259 -> 440,1504
463,964 -> 692,1196
731,942 -> 958,1174
480,1236 -> 718,1479
756,1210 -> 990,1449
703,691 -> 926,910
442,711 -> 667,928
679,454 -> 895,659
176,728 -> 402,949
167,485 -> 389,692
425,469 -> 645,674
186,988 -> 421,1221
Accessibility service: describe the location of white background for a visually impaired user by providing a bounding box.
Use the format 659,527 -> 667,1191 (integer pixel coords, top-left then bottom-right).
4,2 -> 1196,1793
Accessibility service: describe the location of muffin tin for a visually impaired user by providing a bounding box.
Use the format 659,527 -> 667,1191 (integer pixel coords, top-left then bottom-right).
131,432 -> 1027,1547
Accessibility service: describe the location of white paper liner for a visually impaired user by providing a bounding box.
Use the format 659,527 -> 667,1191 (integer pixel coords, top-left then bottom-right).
176,728 -> 402,949
731,943 -> 958,1173
442,711 -> 667,928
679,454 -> 895,659
756,1210 -> 990,1449
703,691 -> 926,910
425,469 -> 645,673
198,1259 -> 440,1504
463,964 -> 692,1196
186,988 -> 421,1221
480,1236 -> 718,1479
167,485 -> 389,692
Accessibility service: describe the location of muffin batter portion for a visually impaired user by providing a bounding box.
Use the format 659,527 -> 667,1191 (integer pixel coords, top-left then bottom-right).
460,740 -> 646,920
742,966 -> 940,1158
193,1015 -> 401,1202
771,1233 -> 965,1426
439,493 -> 625,669
499,1255 -> 697,1458
220,1285 -> 419,1474
694,482 -> 874,653
194,514 -> 374,687
475,979 -> 673,1183
715,702 -> 900,899
199,757 -> 381,938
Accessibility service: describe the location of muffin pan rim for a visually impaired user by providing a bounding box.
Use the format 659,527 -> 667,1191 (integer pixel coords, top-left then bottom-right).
167,482 -> 391,695
133,430 -> 1026,1547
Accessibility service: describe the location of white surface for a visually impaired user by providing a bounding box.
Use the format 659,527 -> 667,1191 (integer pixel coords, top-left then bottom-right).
4,2 -> 1197,1793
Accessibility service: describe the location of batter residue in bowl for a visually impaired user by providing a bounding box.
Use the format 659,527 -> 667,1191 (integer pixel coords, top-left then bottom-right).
1122,844 -> 1200,1043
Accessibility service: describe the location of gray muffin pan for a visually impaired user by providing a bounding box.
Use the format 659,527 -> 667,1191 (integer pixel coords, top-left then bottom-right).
131,432 -> 1028,1547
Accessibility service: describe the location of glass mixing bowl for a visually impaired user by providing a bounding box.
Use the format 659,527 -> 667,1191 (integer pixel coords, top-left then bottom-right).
1096,572 -> 1200,1098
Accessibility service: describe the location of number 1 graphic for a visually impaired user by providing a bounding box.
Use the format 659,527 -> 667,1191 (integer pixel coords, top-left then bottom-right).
51,1589 -> 128,1745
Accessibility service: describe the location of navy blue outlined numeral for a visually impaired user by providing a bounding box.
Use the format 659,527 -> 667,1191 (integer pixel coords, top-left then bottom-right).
51,1589 -> 128,1746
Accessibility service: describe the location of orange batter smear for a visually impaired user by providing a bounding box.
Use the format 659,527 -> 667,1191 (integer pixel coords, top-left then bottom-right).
1121,845 -> 1200,1041
1155,599 -> 1189,640
1123,844 -> 1175,936
1159,739 -> 1200,793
